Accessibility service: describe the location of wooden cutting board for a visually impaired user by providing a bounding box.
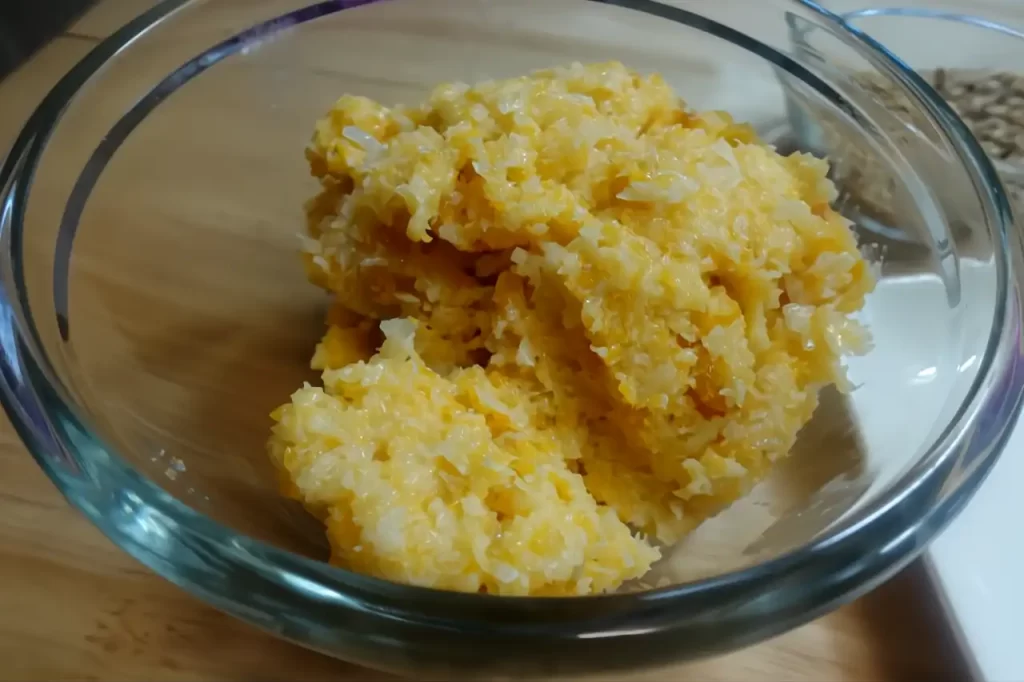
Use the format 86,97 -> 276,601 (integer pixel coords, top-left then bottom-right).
0,1 -> 973,680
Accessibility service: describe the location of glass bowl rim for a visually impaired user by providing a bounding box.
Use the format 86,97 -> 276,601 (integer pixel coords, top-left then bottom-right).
843,6 -> 1024,39
1,0 -> 1021,655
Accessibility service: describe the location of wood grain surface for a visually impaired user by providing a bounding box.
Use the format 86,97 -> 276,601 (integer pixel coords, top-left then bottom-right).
0,1 -> 977,680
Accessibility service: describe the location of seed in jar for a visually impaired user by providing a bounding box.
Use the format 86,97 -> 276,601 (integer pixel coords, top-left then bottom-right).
948,84 -> 968,98
981,139 -> 1007,159
825,67 -> 1024,226
985,102 -> 1011,118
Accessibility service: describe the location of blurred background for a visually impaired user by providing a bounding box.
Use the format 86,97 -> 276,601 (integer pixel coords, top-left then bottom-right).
0,0 -> 97,79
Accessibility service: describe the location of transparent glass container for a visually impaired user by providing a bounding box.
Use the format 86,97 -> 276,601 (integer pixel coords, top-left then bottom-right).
820,4 -> 1024,681
0,0 -> 1021,678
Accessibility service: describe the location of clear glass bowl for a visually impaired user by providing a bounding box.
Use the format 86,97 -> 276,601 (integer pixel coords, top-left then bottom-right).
818,5 -> 1024,680
1,0 -> 1022,677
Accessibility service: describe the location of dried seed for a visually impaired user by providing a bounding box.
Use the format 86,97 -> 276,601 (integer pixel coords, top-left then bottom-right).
985,102 -> 1011,117
981,139 -> 1006,158
971,93 -> 1001,110
976,77 -> 1002,95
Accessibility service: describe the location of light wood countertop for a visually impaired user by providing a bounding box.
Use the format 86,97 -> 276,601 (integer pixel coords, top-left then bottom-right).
0,1 -> 976,680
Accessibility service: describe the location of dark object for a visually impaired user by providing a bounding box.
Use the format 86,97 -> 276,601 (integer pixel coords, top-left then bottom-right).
0,0 -> 97,80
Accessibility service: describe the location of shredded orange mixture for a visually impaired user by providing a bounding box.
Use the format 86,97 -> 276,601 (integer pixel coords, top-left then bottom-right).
268,62 -> 874,596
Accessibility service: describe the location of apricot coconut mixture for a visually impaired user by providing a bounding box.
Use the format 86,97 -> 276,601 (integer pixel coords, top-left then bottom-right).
268,62 -> 874,596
